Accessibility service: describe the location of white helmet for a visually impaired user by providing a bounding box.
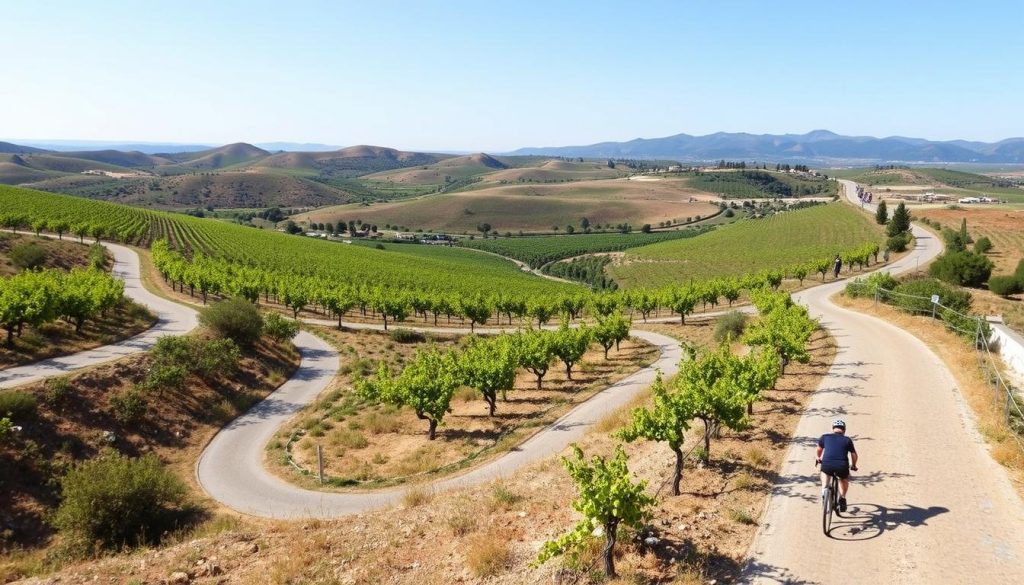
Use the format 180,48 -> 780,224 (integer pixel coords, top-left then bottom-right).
832,419 -> 846,430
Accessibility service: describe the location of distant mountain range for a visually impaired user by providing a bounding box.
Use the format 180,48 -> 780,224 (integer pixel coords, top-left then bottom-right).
509,130 -> 1024,164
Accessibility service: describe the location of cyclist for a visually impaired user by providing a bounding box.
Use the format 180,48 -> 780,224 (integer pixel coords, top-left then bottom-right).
815,419 -> 858,512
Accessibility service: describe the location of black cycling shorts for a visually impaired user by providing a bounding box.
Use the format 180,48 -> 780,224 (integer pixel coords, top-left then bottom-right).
820,462 -> 850,479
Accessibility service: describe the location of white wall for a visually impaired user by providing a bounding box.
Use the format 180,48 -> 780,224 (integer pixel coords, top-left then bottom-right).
990,322 -> 1024,380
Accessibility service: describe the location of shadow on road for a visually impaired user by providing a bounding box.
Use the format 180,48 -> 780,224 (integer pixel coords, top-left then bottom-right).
827,502 -> 949,541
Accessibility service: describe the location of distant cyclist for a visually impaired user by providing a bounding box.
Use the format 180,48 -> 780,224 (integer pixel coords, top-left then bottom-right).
816,419 -> 858,512
832,254 -> 843,279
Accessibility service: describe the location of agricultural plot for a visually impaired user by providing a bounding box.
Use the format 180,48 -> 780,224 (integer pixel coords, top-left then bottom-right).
684,170 -> 838,199
460,228 -> 714,268
295,178 -> 719,234
0,185 -> 571,297
608,202 -> 884,288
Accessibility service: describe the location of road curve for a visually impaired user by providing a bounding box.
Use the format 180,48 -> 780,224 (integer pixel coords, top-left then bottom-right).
195,328 -> 681,518
0,240 -> 199,389
744,182 -> 1024,582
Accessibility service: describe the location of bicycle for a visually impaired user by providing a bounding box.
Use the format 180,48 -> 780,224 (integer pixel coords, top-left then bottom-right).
818,463 -> 842,535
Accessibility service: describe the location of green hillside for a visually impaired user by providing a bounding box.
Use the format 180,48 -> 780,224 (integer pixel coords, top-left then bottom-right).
607,202 -> 883,288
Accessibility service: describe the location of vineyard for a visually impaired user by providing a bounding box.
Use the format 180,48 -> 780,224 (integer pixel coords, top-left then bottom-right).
0,186 -> 571,297
459,228 -> 714,268
684,170 -> 839,199
608,202 -> 885,288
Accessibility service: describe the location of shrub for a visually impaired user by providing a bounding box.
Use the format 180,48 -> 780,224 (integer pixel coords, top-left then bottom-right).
928,251 -> 994,288
713,311 -> 748,342
44,376 -> 72,406
989,275 -> 1023,298
0,416 -> 13,445
194,338 -> 241,375
886,232 -> 911,252
974,237 -> 993,254
891,277 -> 972,315
51,453 -> 189,549
263,312 -> 300,342
88,243 -> 106,270
110,387 -> 147,425
389,328 -> 425,343
199,298 -> 263,346
9,243 -> 47,270
845,271 -> 898,298
0,390 -> 37,420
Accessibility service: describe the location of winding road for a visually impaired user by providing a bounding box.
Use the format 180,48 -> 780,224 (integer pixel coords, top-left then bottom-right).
0,241 -> 198,389
7,188 -> 1024,582
743,181 -> 1024,583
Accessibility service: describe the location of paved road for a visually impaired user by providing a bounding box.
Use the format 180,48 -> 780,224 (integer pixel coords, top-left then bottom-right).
744,181 -> 1024,582
0,240 -> 198,389
195,328 -> 682,518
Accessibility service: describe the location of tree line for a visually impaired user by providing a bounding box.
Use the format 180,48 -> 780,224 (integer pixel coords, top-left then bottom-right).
0,268 -> 124,345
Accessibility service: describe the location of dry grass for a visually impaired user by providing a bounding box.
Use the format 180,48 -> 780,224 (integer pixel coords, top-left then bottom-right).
401,484 -> 434,508
464,532 -> 513,577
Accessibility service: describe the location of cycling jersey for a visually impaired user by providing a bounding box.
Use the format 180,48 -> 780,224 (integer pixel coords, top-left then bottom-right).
818,433 -> 856,465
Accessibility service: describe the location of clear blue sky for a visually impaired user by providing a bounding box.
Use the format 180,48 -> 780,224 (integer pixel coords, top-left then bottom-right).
3,0 -> 1022,151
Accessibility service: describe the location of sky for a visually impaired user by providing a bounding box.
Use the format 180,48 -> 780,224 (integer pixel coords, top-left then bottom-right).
2,0 -> 1022,151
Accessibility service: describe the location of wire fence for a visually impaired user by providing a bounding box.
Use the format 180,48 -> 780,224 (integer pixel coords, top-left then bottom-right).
850,281 -> 1024,454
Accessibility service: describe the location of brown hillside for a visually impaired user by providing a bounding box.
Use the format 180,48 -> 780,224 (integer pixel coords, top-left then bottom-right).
170,143 -> 271,170
59,149 -> 170,168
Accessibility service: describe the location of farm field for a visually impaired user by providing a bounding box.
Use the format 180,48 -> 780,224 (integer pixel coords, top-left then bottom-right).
829,167 -> 1024,203
0,185 -> 572,297
460,228 -> 715,268
294,177 -> 720,234
608,202 -> 884,288
683,169 -> 839,198
916,206 -> 1024,331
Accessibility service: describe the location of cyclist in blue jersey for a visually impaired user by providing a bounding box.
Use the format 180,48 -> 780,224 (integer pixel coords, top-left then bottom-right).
815,419 -> 858,512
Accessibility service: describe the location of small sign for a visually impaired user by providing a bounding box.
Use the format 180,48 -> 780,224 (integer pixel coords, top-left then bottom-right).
931,294 -> 940,304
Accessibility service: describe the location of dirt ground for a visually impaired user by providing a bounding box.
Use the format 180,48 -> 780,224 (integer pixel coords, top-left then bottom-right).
4,322 -> 837,585
281,330 -> 658,488
0,335 -> 299,574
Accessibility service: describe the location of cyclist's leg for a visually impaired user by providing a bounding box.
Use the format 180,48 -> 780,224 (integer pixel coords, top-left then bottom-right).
839,477 -> 849,497
820,471 -> 830,490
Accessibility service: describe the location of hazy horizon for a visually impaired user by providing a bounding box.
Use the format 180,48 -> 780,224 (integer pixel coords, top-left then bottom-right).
4,0 -> 1022,151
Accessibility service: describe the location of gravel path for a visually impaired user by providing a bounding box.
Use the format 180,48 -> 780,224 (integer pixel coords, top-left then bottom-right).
743,180 -> 1024,582
0,241 -> 198,389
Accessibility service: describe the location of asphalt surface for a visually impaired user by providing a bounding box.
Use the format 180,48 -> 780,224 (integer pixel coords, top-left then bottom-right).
0,240 -> 198,389
743,180 -> 1024,583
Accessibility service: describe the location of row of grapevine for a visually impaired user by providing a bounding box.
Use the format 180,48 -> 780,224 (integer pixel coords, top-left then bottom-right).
0,268 -> 124,345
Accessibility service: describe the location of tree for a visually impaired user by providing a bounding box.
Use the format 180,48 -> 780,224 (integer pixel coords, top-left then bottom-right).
552,324 -> 591,380
371,290 -> 411,330
743,291 -> 817,375
527,299 -> 555,327
477,223 -> 492,237
674,344 -> 750,461
51,220 -> 70,240
974,236 -> 992,254
617,375 -> 691,495
73,223 -> 91,244
517,330 -> 556,390
665,286 -> 698,324
534,446 -> 654,578
458,295 -> 492,332
875,199 -> 888,225
929,251 -> 994,287
887,202 -> 911,236
641,224 -> 652,233
580,217 -> 591,230
593,312 -> 631,359
360,348 -> 460,440
459,336 -> 517,416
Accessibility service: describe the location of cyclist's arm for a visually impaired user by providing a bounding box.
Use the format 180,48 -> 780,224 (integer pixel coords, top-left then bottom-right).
850,451 -> 858,468
815,445 -> 824,462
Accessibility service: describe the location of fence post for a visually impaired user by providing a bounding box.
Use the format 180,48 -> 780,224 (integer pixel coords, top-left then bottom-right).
317,445 -> 324,484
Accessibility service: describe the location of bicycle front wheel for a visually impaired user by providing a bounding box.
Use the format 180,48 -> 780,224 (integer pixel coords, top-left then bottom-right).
822,486 -> 832,535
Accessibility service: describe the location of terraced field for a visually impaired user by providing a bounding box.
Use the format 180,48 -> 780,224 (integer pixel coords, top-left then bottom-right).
608,202 -> 884,288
